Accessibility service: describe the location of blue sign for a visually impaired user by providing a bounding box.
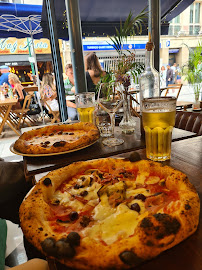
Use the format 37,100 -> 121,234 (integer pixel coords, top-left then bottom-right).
83,43 -> 146,51
166,40 -> 170,47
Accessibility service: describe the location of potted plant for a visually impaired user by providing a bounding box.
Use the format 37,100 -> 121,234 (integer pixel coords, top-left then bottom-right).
182,42 -> 202,109
104,9 -> 147,133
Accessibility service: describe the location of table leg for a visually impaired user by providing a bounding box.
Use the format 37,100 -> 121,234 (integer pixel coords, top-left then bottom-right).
0,105 -> 12,134
0,105 -> 20,135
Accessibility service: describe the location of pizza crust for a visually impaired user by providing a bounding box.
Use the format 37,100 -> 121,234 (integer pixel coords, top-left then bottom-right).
14,122 -> 100,154
19,159 -> 200,270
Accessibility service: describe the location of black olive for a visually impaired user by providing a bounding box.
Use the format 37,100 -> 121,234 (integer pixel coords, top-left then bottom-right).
52,199 -> 60,205
80,216 -> 90,227
130,203 -> 140,213
43,178 -> 52,186
80,190 -> 88,197
153,192 -> 163,196
49,133 -> 54,136
128,152 -> 141,162
53,141 -> 66,147
58,131 -> 63,135
119,250 -> 141,266
68,132 -> 74,135
66,232 -> 80,246
55,239 -> 75,258
74,184 -> 81,189
41,237 -> 56,256
69,211 -> 79,221
134,194 -> 146,202
44,141 -> 50,145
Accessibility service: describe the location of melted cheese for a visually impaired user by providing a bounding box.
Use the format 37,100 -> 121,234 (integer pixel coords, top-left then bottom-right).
83,203 -> 139,245
135,172 -> 149,185
126,188 -> 151,198
93,194 -> 115,221
146,176 -> 160,185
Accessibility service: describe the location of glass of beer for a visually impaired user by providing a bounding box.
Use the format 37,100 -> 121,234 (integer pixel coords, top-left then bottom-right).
75,92 -> 95,123
142,97 -> 176,161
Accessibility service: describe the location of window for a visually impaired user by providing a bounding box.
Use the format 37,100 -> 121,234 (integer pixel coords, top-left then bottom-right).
168,15 -> 181,36
189,2 -> 200,35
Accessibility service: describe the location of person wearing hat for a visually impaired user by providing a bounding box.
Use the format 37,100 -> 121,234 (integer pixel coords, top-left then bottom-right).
0,65 -> 10,86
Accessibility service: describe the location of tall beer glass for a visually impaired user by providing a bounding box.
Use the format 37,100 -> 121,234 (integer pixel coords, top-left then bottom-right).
75,92 -> 95,123
142,97 -> 176,161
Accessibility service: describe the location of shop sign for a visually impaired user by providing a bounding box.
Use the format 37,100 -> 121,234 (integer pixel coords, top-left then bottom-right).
83,43 -> 147,51
0,38 -> 51,55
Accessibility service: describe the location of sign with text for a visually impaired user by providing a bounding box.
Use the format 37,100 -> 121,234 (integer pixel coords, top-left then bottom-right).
0,38 -> 51,55
83,43 -> 147,51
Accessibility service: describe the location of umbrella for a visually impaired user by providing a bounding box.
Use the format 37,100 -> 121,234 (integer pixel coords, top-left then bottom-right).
41,0 -> 195,39
0,3 -> 45,123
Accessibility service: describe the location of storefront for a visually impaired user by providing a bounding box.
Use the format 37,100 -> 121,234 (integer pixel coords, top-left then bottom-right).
0,38 -> 54,84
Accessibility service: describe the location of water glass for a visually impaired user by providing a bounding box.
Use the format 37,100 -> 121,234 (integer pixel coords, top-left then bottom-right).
95,105 -> 112,137
142,97 -> 176,161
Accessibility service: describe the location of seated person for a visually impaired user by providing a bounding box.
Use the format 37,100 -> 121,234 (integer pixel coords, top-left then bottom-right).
40,73 -> 59,112
8,73 -> 27,109
0,65 -> 10,86
84,52 -> 106,96
64,64 -> 78,121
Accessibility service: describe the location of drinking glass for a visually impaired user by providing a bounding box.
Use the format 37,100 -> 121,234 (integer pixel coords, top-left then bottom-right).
75,92 -> 95,123
142,97 -> 176,161
97,83 -> 124,146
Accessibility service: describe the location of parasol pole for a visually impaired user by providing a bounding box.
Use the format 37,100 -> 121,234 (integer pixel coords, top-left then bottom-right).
28,16 -> 45,125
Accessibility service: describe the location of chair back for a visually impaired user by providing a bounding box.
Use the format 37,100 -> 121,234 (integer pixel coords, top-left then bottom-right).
43,100 -> 60,123
161,84 -> 182,99
175,111 -> 202,135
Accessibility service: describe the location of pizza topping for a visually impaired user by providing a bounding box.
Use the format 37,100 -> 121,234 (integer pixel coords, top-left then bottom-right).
69,132 -> 74,135
45,141 -> 50,145
58,131 -> 63,135
66,232 -> 80,246
49,133 -> 55,136
119,250 -> 143,266
74,184 -> 83,189
55,239 -> 75,258
80,190 -> 88,197
53,141 -> 66,147
134,194 -> 146,202
41,237 -> 57,256
128,152 -> 141,162
69,211 -> 79,221
43,178 -> 52,186
80,215 -> 91,227
130,203 -> 141,212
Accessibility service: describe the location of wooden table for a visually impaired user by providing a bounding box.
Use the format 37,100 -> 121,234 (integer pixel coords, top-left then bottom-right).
176,100 -> 193,110
0,98 -> 20,135
116,136 -> 202,270
23,123 -> 197,178
48,136 -> 202,270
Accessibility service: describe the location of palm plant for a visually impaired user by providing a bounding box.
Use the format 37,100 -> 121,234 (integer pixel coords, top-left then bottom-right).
109,8 -> 147,56
182,42 -> 202,101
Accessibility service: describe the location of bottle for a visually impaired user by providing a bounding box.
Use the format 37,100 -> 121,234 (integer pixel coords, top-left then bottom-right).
139,35 -> 160,137
8,86 -> 14,99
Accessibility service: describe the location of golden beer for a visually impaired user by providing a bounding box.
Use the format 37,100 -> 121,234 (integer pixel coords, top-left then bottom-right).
77,106 -> 95,123
142,110 -> 176,161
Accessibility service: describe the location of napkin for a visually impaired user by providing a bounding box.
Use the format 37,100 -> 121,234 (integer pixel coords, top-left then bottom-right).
0,218 -> 7,270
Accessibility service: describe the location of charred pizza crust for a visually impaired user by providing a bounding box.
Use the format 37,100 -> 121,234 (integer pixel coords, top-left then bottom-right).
14,122 -> 99,154
19,159 -> 200,270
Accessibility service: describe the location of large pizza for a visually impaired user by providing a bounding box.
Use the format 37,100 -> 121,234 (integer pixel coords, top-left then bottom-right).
14,122 -> 99,154
19,158 -> 200,269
